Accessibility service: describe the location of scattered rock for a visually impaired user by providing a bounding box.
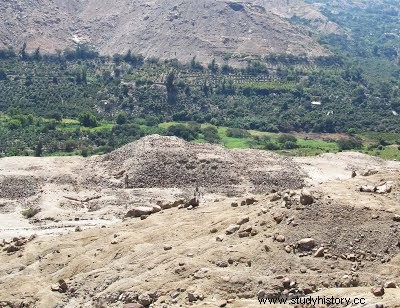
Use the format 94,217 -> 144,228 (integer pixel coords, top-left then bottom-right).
239,231 -> 250,238
75,226 -> 82,232
4,245 -> 20,253
210,228 -> 218,234
284,245 -> 292,253
360,185 -> 376,193
164,245 -> 172,251
51,284 -> 59,292
216,300 -> 227,307
236,216 -> 249,225
273,214 -> 284,224
138,293 -> 153,306
360,182 -> 393,194
171,199 -> 185,208
384,281 -> 396,288
231,202 -> 238,208
152,205 -> 162,213
58,280 -> 68,293
186,198 -> 199,208
393,215 -> 400,222
300,190 -> 314,205
216,235 -> 224,242
216,260 -> 228,268
376,182 -> 392,194
314,247 -> 325,258
124,304 -> 144,308
188,292 -> 203,302
225,224 -> 240,235
371,286 -> 384,297
257,289 -> 266,298
361,169 -> 378,176
275,235 -> 285,243
298,238 -> 316,250
282,277 -> 291,289
51,279 -> 68,293
270,193 -> 281,202
246,198 -> 257,205
126,206 -> 154,218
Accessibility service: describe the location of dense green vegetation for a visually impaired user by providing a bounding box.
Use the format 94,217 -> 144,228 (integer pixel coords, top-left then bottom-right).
0,1 -> 399,158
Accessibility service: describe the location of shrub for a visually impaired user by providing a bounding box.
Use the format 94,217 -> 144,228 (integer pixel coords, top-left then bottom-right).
65,140 -> 76,152
7,119 -> 22,130
282,141 -> 298,149
34,142 -> 43,157
336,137 -> 363,151
167,124 -> 198,141
277,134 -> 297,144
81,147 -> 89,157
226,128 -> 250,138
21,208 -> 40,219
202,126 -> 221,144
79,113 -> 98,128
264,142 -> 281,150
116,112 -> 128,125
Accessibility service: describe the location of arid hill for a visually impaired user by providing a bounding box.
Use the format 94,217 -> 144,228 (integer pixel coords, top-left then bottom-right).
0,0 -> 340,63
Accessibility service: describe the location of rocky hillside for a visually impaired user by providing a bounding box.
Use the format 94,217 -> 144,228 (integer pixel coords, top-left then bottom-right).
0,0 -> 340,63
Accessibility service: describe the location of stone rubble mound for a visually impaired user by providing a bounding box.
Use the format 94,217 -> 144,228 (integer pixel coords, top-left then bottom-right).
100,135 -> 305,194
0,175 -> 41,199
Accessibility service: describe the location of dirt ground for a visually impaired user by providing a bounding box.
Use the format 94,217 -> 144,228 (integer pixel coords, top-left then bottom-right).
1,136 -> 400,307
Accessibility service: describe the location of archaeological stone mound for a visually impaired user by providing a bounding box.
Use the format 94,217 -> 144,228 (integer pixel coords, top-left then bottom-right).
100,135 -> 305,194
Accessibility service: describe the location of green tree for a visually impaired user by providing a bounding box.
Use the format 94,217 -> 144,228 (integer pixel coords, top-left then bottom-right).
0,70 -> 7,80
208,59 -> 218,73
19,42 -> 28,60
49,112 -> 62,122
116,112 -> 128,125
226,128 -> 250,138
166,71 -> 177,104
277,134 -> 297,145
337,137 -> 363,151
32,47 -> 42,61
79,113 -> 98,128
34,141 -> 43,157
202,126 -> 220,143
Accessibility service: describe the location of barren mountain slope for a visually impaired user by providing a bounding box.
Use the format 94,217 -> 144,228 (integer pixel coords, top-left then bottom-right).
0,0 -> 337,62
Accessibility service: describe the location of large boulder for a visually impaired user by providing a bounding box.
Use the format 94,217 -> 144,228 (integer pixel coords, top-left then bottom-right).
138,293 -> 153,306
298,238 -> 316,250
126,206 -> 154,218
236,216 -> 249,225
371,286 -> 384,297
225,224 -> 240,235
376,182 -> 392,194
186,198 -> 199,208
300,190 -> 314,205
